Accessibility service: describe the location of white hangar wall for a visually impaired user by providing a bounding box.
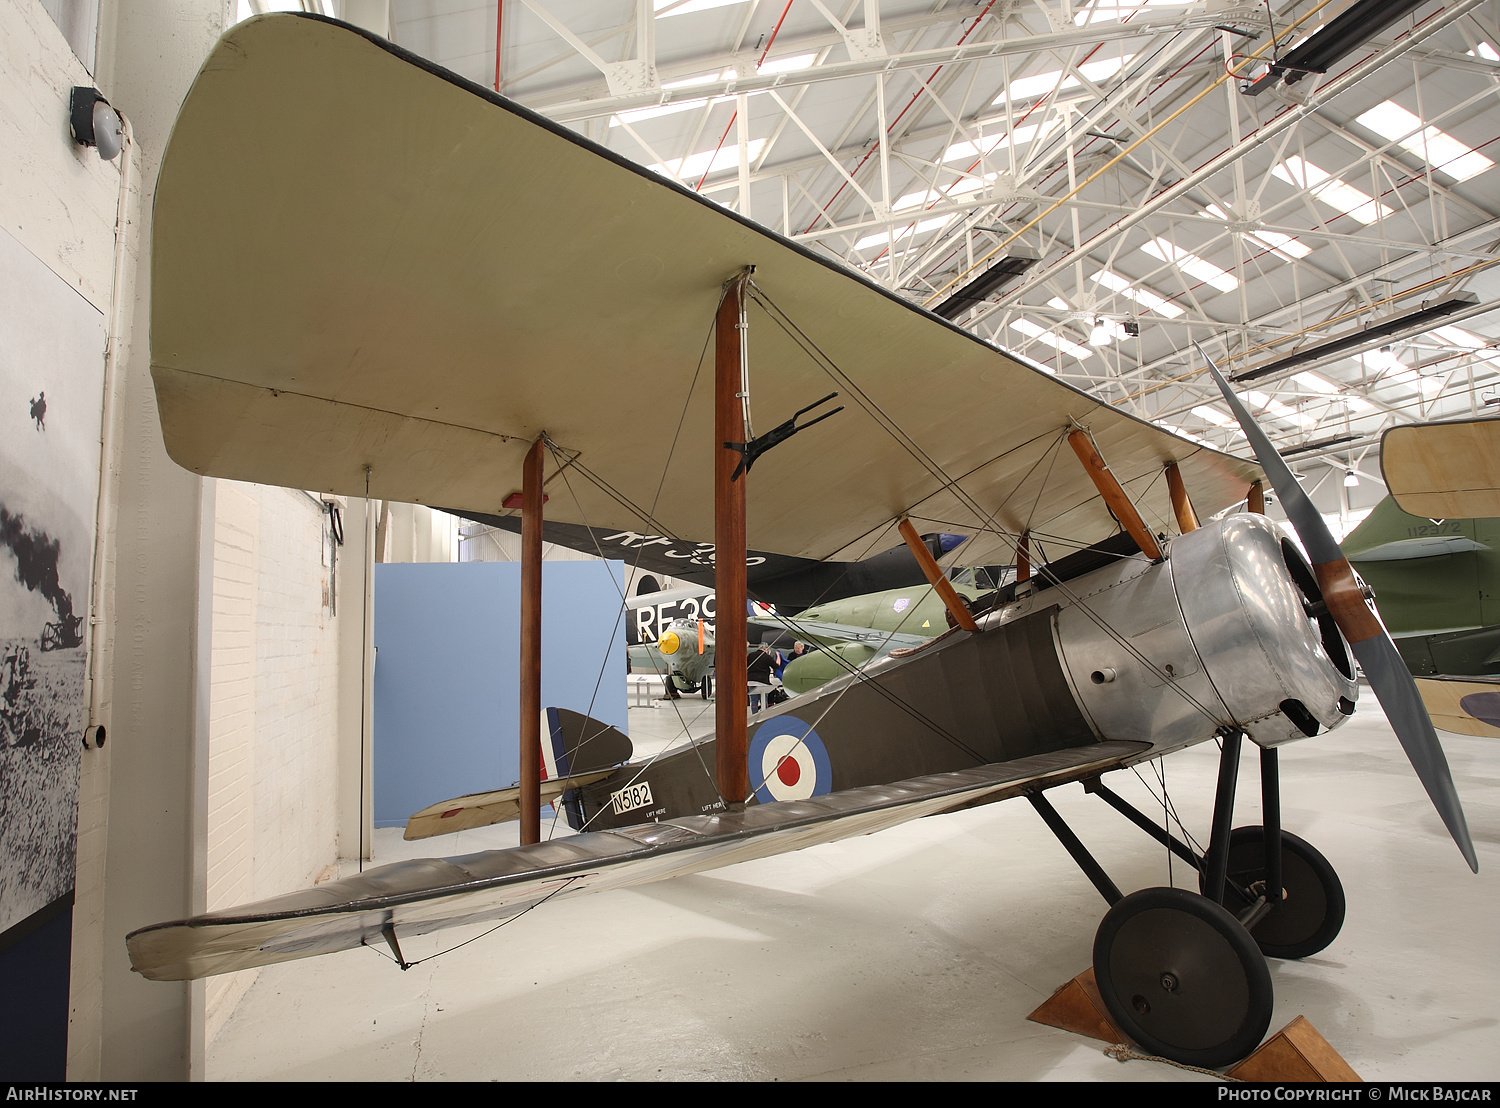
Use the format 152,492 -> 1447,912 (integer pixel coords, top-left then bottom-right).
2,0 -> 379,1080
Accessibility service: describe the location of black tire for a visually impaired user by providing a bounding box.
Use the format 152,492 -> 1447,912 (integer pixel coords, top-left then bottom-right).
1093,886 -> 1273,1069
1203,826 -> 1345,960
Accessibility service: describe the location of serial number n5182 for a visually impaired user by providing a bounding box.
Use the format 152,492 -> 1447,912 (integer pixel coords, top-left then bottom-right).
610,781 -> 654,816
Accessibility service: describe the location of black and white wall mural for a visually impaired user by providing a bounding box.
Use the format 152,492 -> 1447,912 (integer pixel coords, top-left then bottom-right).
0,225 -> 105,940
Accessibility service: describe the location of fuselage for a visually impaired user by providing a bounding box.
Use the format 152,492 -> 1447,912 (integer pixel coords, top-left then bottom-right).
566,514 -> 1357,829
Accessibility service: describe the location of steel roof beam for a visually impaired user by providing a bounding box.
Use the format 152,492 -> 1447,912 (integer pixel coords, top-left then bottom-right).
973,0 -> 1489,319
532,10 -> 1222,122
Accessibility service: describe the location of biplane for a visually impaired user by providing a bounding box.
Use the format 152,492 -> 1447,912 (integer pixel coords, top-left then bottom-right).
126,13 -> 1476,1069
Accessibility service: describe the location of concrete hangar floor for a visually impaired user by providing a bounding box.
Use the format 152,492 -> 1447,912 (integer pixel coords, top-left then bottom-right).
208,692 -> 1496,1082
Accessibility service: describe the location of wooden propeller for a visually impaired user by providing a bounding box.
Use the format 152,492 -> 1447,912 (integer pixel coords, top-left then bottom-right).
1199,345 -> 1477,872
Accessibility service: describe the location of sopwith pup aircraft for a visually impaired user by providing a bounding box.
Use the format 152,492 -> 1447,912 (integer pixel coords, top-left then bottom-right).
126,14 -> 1475,1070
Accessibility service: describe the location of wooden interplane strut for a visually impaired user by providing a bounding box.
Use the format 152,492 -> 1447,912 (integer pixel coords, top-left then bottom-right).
1067,430 -> 1163,560
1248,480 -> 1266,515
1165,462 -> 1199,534
897,517 -> 979,632
716,275 -> 750,807
519,435 -> 544,845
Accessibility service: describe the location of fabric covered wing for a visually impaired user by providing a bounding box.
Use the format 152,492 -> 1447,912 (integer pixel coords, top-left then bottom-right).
1382,419 -> 1500,520
128,741 -> 1145,981
1415,676 -> 1500,738
150,14 -> 1258,566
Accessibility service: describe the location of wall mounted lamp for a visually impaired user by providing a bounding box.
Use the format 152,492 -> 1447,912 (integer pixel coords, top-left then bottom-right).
70,87 -> 123,160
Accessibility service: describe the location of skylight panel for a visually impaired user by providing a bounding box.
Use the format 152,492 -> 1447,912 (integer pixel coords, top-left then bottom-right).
1370,363 -> 1440,395
1245,390 -> 1317,428
1156,421 -> 1211,446
893,173 -> 997,212
1047,296 -> 1070,310
1293,372 -> 1376,410
655,0 -> 748,17
1010,318 -> 1092,360
1433,326 -> 1500,364
647,138 -> 767,181
1434,325 -> 1482,347
1141,238 -> 1239,292
1091,269 -> 1185,318
942,124 -> 1053,162
758,53 -> 816,75
1078,56 -> 1135,83
612,99 -> 710,127
1273,157 -> 1392,224
1293,372 -> 1338,394
853,215 -> 951,252
614,68 -> 750,126
663,68 -> 736,90
1192,405 -> 1235,426
1469,42 -> 1500,61
893,188 -> 940,212
1356,102 -> 1493,183
1075,0 -> 1189,20
1248,228 -> 1312,259
996,71 -> 1070,103
943,134 -> 1006,162
993,57 -> 1133,103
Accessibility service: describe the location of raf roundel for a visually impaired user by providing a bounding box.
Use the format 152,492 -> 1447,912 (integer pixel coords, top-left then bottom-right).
748,716 -> 833,804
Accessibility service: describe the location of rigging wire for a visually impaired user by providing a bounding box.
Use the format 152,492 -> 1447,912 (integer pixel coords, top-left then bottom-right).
541,439 -> 724,833
533,298 -> 731,838
748,283 -> 1229,728
361,877 -> 580,971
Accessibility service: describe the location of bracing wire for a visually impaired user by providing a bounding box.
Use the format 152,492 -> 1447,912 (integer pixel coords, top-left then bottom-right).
748,283 -> 1230,730
361,877 -> 580,971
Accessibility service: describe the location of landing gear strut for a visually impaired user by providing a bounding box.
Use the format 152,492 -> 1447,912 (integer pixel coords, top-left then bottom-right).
1034,733 -> 1345,1068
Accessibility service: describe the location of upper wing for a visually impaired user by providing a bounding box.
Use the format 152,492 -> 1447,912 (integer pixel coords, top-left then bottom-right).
151,14 -> 1259,567
127,740 -> 1146,981
1381,419 -> 1500,519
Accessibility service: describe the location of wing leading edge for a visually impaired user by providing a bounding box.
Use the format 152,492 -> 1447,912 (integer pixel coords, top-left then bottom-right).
127,740 -> 1146,981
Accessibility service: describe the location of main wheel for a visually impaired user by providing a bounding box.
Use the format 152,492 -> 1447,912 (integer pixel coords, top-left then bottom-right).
1202,826 -> 1345,960
1093,886 -> 1273,1068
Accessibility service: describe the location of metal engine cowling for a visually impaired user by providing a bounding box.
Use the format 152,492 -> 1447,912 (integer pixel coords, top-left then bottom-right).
1049,513 -> 1357,752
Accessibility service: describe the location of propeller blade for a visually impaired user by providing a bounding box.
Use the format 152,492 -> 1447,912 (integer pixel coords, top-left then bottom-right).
1198,344 -> 1478,873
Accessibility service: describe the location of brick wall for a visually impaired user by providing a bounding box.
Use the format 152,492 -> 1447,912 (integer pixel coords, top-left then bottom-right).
204,483 -> 342,1042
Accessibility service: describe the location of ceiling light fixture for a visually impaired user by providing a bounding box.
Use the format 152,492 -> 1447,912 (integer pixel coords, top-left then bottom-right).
931,249 -> 1041,320
1088,318 -> 1114,346
1234,293 -> 1480,381
1241,0 -> 1430,96
1344,470 -> 1360,488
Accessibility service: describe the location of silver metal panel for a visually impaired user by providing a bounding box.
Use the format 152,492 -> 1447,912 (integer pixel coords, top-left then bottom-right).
1170,514 -> 1357,746
1052,557 -> 1228,757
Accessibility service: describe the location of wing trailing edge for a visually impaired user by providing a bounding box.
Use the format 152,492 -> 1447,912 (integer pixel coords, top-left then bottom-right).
127,741 -> 1146,981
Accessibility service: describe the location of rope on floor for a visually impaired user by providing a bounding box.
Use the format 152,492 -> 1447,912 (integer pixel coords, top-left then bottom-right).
1103,1042 -> 1238,1080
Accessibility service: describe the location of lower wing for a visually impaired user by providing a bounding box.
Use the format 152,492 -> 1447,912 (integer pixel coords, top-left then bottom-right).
1415,676 -> 1500,738
128,740 -> 1145,981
